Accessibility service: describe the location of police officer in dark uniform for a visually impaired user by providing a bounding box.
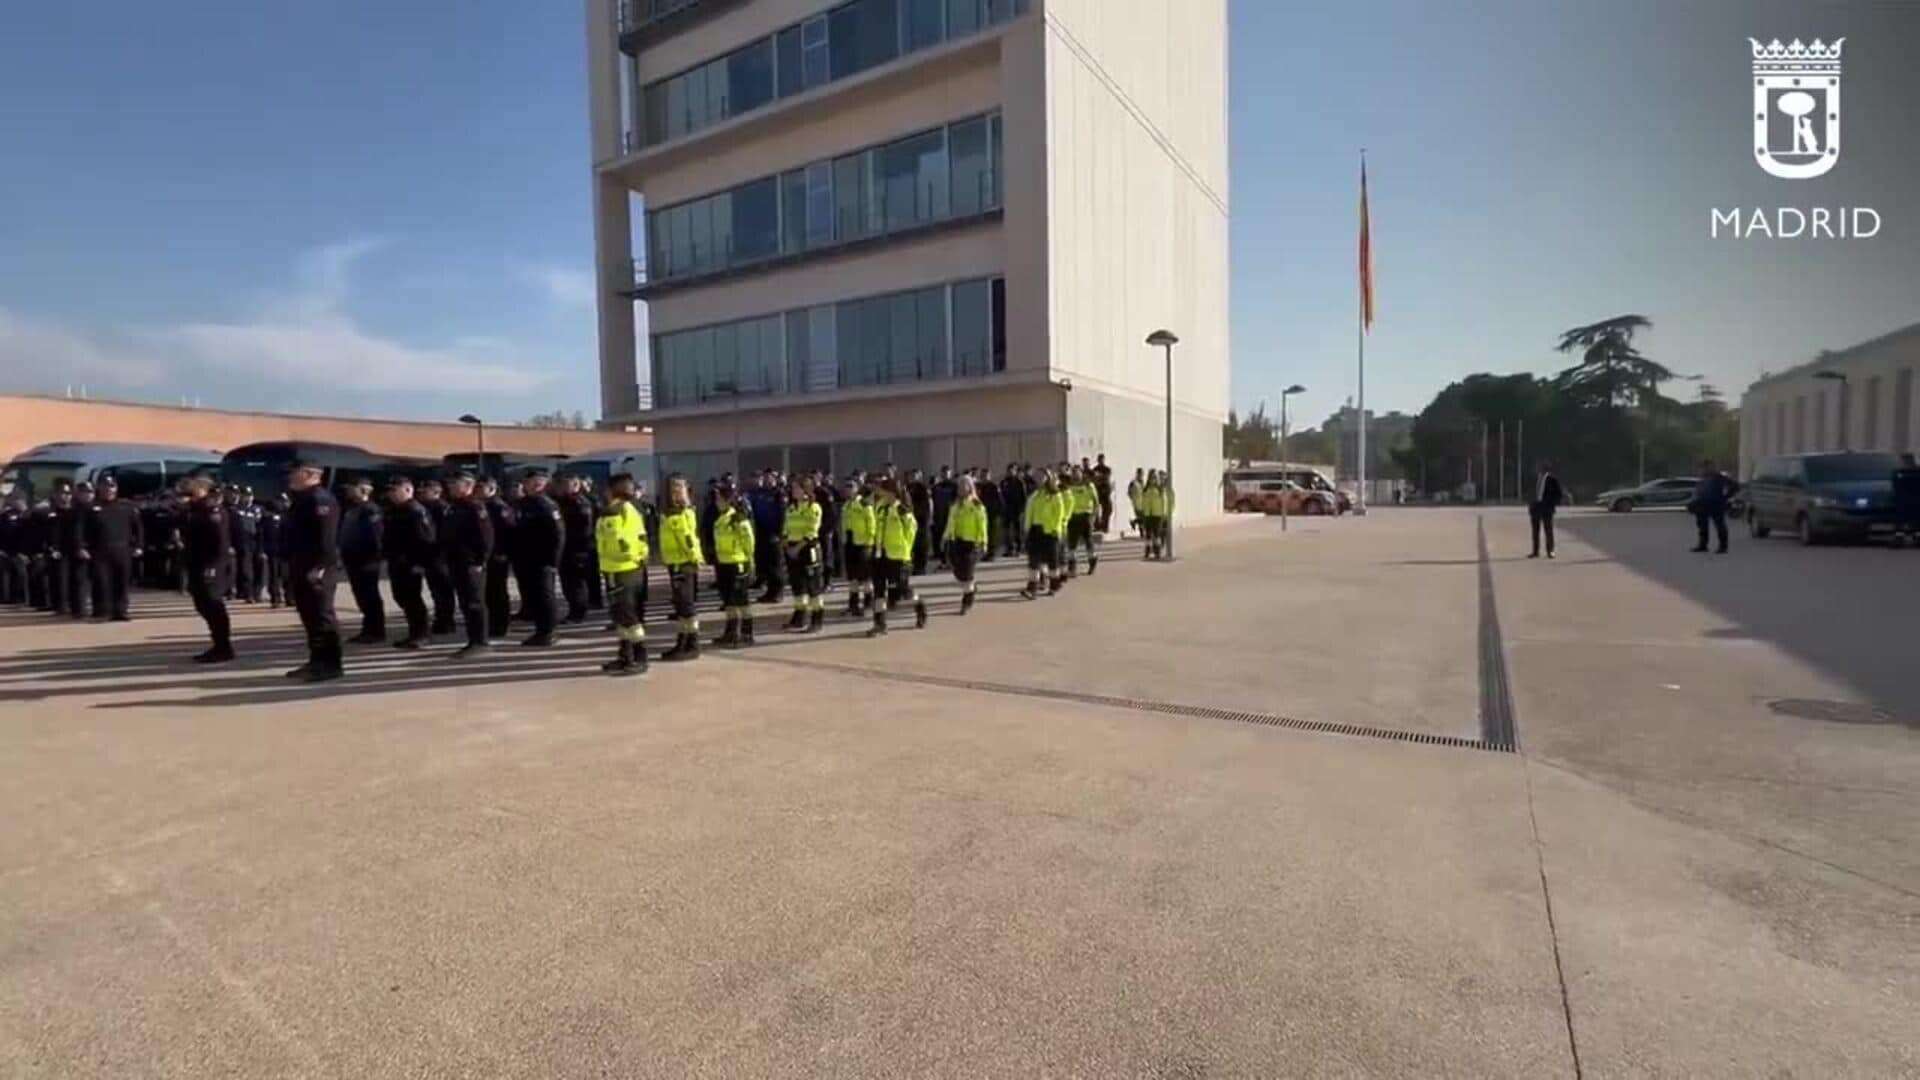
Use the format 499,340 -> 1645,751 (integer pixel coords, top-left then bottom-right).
554,473 -> 596,624
0,495 -> 26,605
479,476 -> 517,639
28,490 -> 61,611
440,471 -> 494,658
85,476 -> 144,621
511,467 -> 564,647
182,475 -> 234,663
259,494 -> 289,607
226,486 -> 259,603
382,475 -> 436,649
56,482 -> 92,619
283,459 -> 344,682
338,477 -> 386,644
416,478 -> 457,637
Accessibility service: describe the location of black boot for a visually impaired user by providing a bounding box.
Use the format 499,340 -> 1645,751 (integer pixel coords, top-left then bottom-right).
867,610 -> 888,638
193,644 -> 235,664
714,617 -> 739,649
1088,556 -> 1098,575
808,608 -> 824,633
661,633 -> 690,661
632,642 -> 650,672
603,640 -> 637,676
961,590 -> 976,614
846,594 -> 861,617
1048,575 -> 1063,595
1020,583 -> 1036,600
785,609 -> 807,632
915,599 -> 928,629
741,616 -> 756,646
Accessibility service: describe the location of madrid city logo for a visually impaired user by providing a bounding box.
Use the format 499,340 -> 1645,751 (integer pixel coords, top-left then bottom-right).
1751,36 -> 1843,179
1713,35 -> 1878,240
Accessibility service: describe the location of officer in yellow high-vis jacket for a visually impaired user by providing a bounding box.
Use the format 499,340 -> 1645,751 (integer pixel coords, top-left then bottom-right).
1137,472 -> 1171,560
942,475 -> 989,614
868,477 -> 926,637
1064,466 -> 1101,577
1021,468 -> 1070,598
782,477 -> 825,633
710,481 -> 756,649
657,475 -> 705,662
840,478 -> 876,616
594,473 -> 650,676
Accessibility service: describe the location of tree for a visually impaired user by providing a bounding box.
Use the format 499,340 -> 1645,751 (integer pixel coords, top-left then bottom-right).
1223,405 -> 1280,464
527,410 -> 589,430
1552,315 -> 1675,410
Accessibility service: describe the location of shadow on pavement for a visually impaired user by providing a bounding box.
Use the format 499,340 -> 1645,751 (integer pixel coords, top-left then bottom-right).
1560,513 -> 1920,720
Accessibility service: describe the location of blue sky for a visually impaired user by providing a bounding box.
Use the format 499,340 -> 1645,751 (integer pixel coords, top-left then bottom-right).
2,1 -> 1916,430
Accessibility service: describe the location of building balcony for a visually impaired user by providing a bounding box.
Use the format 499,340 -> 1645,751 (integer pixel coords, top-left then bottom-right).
615,0 -> 751,55
599,1 -> 1026,171
623,190 -> 1001,300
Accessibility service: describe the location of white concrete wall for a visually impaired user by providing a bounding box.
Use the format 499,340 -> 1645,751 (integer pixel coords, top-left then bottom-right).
1067,385 -> 1223,517
1035,0 -> 1229,513
1738,326 -> 1920,478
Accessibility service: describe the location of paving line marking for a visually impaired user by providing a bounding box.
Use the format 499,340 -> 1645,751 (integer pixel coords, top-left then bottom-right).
722,654 -> 1512,753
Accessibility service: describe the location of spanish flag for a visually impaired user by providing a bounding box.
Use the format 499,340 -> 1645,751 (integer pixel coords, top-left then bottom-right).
1359,159 -> 1375,333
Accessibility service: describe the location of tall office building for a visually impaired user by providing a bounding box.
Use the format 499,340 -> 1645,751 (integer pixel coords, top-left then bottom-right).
587,0 -> 1227,506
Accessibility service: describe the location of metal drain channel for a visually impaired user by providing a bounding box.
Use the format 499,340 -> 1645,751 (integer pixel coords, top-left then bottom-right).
1477,516 -> 1520,750
725,655 -> 1513,753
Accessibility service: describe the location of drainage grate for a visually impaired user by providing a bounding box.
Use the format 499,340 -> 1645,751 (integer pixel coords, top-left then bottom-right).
726,655 -> 1513,753
1768,698 -> 1903,726
1477,516 -> 1520,750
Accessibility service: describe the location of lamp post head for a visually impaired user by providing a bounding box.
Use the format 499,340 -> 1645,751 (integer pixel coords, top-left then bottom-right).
1283,384 -> 1306,396
458,414 -> 482,425
1146,330 -> 1180,348
1813,371 -> 1847,383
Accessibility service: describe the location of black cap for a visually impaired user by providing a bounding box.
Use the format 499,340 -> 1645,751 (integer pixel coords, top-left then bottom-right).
523,466 -> 551,480
287,458 -> 324,473
386,473 -> 413,488
446,469 -> 478,483
73,481 -> 94,493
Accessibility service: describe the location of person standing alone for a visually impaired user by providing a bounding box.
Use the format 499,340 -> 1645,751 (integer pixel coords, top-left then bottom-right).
1528,461 -> 1564,560
1689,459 -> 1737,555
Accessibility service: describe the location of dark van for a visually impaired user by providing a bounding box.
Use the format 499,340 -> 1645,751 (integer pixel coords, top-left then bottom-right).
1746,452 -> 1904,545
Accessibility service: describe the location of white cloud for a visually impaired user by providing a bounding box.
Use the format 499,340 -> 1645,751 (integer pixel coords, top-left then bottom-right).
157,314 -> 540,394
517,262 -> 597,310
1,240 -> 563,404
0,307 -> 166,390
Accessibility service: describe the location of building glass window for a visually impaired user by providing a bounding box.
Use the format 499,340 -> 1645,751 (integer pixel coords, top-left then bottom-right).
651,277 -> 1001,408
638,0 -> 1027,150
801,15 -> 831,89
805,162 -> 835,248
776,27 -> 804,99
907,0 -> 946,51
947,0 -> 981,36
952,278 -> 990,376
732,177 -> 780,262
781,170 -> 808,255
729,38 -> 775,116
990,277 -> 1006,371
834,154 -> 868,242
949,116 -> 990,217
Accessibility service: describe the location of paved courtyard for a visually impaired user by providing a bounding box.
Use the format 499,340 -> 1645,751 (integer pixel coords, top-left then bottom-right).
2,508 -> 1915,1076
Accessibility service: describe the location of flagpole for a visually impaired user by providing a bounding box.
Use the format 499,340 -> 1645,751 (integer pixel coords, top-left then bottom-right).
1356,149 -> 1369,516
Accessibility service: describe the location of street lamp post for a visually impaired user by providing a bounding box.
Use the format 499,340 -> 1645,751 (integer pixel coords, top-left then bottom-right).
1146,330 -> 1180,560
1813,370 -> 1849,449
457,414 -> 485,478
1280,383 -> 1306,531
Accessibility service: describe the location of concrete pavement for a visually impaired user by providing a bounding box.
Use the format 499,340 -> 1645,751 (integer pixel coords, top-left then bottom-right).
1,508 -> 1914,1076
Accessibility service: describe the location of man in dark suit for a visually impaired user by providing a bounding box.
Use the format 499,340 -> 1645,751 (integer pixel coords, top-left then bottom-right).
1528,461 -> 1564,559
1689,458 -> 1738,554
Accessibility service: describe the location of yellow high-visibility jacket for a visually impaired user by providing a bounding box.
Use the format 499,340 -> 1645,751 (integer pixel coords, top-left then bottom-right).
658,506 -> 704,567
594,501 -> 648,572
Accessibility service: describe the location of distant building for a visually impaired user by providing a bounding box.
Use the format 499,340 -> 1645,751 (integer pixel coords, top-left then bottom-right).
1321,406 -> 1413,484
1738,322 -> 1920,479
0,394 -> 650,470
585,0 -> 1229,506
